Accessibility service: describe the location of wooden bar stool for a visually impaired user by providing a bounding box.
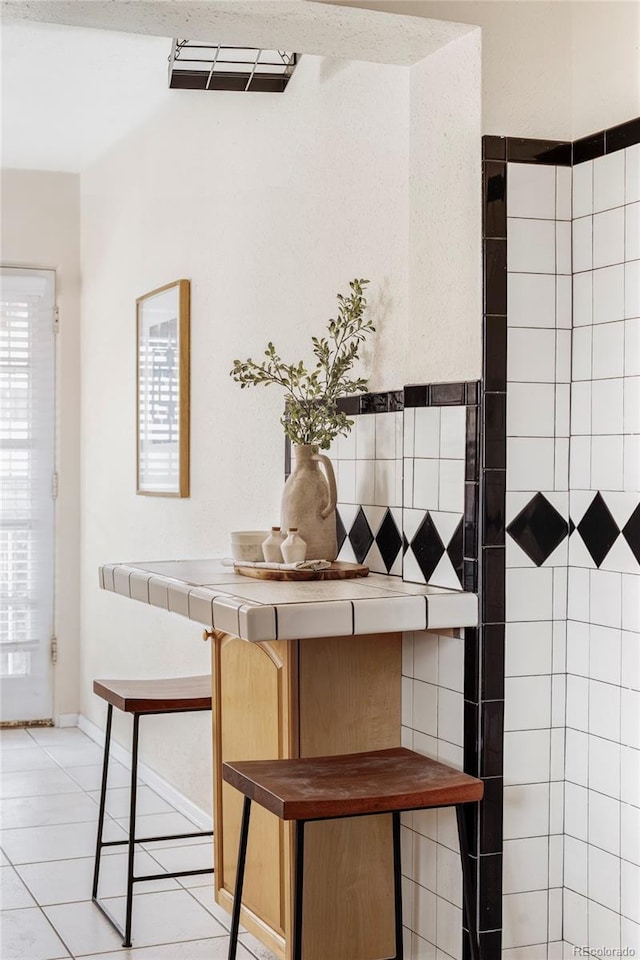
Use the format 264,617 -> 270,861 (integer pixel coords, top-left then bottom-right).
224,747 -> 484,960
92,676 -> 214,947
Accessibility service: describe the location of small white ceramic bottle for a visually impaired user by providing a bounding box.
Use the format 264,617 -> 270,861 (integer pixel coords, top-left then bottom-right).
281,528 -> 307,564
262,527 -> 285,563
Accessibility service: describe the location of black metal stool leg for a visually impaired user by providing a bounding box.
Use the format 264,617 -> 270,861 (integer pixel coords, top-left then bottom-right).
456,805 -> 479,960
92,703 -> 113,900
392,810 -> 404,960
123,713 -> 140,947
293,820 -> 305,960
228,796 -> 252,960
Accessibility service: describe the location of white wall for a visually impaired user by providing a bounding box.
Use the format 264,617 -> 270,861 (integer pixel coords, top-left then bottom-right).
323,0 -> 640,141
0,169 -> 81,721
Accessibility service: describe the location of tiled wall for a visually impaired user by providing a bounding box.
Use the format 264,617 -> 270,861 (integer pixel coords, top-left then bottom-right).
563,143 -> 640,954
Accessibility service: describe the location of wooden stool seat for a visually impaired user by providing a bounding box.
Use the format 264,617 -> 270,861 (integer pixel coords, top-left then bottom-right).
224,747 -> 483,821
93,676 -> 211,714
92,675 -> 213,948
223,747 -> 484,960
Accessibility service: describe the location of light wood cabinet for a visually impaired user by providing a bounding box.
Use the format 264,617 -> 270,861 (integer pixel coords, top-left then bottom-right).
211,631 -> 402,960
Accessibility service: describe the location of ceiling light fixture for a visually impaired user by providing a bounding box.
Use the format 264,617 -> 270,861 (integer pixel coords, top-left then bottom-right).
168,41 -> 298,93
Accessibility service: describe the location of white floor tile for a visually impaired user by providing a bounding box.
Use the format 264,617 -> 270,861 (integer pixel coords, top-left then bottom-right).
86,785 -> 172,820
0,729 -> 37,750
66,761 -> 135,791
0,793 -> 99,829
0,748 -> 59,774
27,728 -> 90,747
41,743 -> 105,768
0,906 -> 70,959
0,864 -> 37,909
1,818 -> 127,865
0,768 -> 83,800
116,810 -> 203,839
16,849 -> 178,905
44,888 -> 227,955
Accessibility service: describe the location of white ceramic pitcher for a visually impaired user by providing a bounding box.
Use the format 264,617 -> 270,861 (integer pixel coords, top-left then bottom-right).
281,445 -> 338,561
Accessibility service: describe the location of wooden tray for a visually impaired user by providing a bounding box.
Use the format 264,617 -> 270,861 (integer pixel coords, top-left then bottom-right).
234,561 -> 369,582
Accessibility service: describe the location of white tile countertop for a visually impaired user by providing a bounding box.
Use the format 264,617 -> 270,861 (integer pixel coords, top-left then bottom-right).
99,559 -> 478,642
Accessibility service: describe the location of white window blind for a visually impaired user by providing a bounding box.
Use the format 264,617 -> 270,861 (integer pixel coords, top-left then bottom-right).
0,267 -> 55,721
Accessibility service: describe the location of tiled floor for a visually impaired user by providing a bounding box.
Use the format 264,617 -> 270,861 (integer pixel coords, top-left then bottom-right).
0,726 -> 277,960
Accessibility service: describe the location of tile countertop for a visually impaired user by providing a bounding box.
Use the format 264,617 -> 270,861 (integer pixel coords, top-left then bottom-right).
99,559 -> 478,643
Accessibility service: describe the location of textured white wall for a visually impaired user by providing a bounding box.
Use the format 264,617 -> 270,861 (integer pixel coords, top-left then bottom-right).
1,169 -> 81,721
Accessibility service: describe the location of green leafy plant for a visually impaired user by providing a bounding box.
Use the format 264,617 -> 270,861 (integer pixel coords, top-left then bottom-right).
230,279 -> 374,449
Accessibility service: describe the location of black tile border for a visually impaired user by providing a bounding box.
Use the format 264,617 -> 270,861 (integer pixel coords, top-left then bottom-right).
485,114 -> 640,167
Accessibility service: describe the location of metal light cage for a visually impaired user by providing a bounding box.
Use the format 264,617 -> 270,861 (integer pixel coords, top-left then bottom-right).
168,41 -> 298,92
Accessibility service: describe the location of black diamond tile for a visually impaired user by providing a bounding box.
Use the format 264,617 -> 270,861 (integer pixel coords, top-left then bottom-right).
447,517 -> 464,582
336,510 -> 347,554
376,508 -> 402,573
507,493 -> 569,566
411,513 -> 445,583
577,492 -> 620,568
622,503 -> 640,565
348,507 -> 374,565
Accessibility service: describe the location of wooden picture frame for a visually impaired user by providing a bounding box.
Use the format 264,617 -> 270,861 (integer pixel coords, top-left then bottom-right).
136,279 -> 190,497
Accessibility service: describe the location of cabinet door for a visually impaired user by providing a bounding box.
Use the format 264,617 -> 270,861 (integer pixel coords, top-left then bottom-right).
212,635 -> 296,956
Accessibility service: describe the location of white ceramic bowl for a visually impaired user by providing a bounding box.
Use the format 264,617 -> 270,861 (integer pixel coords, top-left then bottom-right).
230,530 -> 270,562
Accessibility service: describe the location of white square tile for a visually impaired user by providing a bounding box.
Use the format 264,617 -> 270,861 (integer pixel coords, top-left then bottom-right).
591,569 -> 622,628
403,459 -> 414,512
437,687 -> 463,746
505,676 -> 551,731
570,436 -> 591,490
594,150 -> 625,213
573,160 -> 593,219
589,678 -> 621,741
557,274 -> 572,329
573,215 -> 593,273
504,730 -> 551,784
503,837 -> 549,894
439,406 -> 465,459
557,165 -> 572,220
508,218 -> 556,273
414,407 -> 440,459
1,819 -> 127,865
553,620 -> 567,673
353,595 -> 425,635
338,459 -> 356,503
355,459 -> 375,504
556,221 -> 572,275
503,783 -> 550,839
622,687 -> 640,748
626,259 -> 640,319
627,201 -> 640,262
568,569 -> 590,624
403,408 -> 415,458
566,674 -> 589,732
622,575 -> 640,632
622,859 -> 640,923
564,835 -> 588,895
573,271 -> 593,326
565,728 -> 588,786
374,458 -> 395,507
436,842 -> 462,908
507,382 -> 555,437
506,566 -> 553,621
356,415 -> 375,459
507,438 -> 555,491
626,143 -> 640,205
336,427 -> 356,459
437,633 -> 464,693
591,435 -> 624,492
413,630 -> 439,684
507,327 -> 556,382
502,890 -> 548,949
549,833 -> 564,888
622,917 -> 640,953
571,381 -> 592,436
508,163 -> 556,219
593,263 -> 625,324
593,206 -> 625,268
0,865 -> 37,909
507,273 -> 556,328
564,781 -> 588,840
589,734 -> 621,799
438,459 -> 464,513
624,376 -> 640,433
0,767 -> 84,800
626,318 -> 640,376
412,679 -> 438,737
413,459 -> 439,511
589,845 -> 621,912
556,329 -> 571,383
572,325 -> 593,381
590,624 -> 622,685
592,377 -> 624,434
505,621 -> 552,676
622,629 -> 640,691
589,790 -> 620,856
593,319 -> 625,378
275,600 -> 352,640
375,412 -> 396,459
0,906 -> 70,959
435,895 -> 462,959
589,902 -> 621,952
564,889 -> 588,946
622,802 -> 640,866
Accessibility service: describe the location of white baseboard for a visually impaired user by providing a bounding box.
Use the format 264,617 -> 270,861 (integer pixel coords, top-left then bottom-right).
55,713 -> 79,728
77,714 -> 213,831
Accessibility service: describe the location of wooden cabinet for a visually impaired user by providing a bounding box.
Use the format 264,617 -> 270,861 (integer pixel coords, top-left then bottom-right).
211,631 -> 402,960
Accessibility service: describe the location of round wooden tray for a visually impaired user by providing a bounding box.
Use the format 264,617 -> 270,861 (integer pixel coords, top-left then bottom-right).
234,561 -> 369,582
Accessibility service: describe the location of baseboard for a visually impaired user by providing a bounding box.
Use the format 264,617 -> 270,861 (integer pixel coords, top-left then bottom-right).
77,713 -> 213,831
55,713 -> 79,728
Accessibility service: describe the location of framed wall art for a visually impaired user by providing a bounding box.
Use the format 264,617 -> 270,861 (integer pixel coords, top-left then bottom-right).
136,279 -> 190,497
